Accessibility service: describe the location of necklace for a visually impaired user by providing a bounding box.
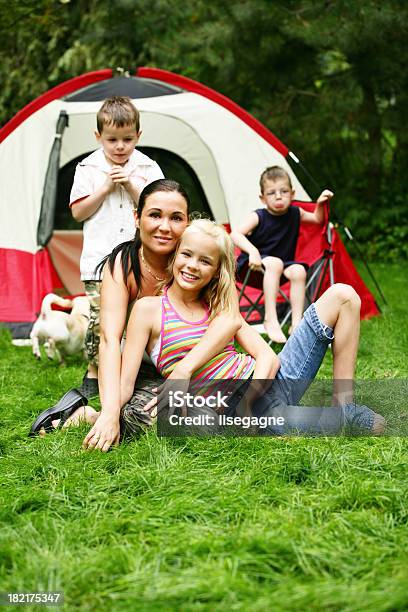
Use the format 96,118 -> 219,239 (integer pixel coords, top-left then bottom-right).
140,247 -> 165,282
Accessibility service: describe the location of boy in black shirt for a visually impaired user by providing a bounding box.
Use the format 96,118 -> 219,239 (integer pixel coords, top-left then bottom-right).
231,166 -> 332,343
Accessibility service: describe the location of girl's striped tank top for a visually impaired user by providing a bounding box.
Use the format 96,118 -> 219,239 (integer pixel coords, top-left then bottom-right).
156,290 -> 255,381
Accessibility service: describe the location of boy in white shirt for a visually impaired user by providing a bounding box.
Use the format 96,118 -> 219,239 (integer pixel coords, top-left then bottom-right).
70,96 -> 164,394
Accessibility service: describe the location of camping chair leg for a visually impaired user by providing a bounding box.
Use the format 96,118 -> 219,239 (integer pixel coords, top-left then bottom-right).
238,269 -> 251,302
304,257 -> 326,303
238,268 -> 293,332
329,257 -> 334,286
274,257 -> 330,346
308,255 -> 333,303
237,268 -> 265,322
304,220 -> 336,304
327,222 -> 335,286
245,294 -> 266,322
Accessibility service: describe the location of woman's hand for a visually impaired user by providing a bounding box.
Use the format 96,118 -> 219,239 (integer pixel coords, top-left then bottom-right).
82,415 -> 120,452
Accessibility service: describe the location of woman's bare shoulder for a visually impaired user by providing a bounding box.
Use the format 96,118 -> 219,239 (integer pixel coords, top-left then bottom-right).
102,252 -> 139,299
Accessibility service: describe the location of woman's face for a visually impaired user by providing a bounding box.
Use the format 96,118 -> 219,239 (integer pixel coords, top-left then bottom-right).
136,191 -> 189,255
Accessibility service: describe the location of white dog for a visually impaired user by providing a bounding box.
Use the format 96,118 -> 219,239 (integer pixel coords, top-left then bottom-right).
30,293 -> 90,363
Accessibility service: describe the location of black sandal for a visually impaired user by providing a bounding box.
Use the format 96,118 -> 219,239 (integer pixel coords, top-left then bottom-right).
29,388 -> 88,436
78,374 -> 99,399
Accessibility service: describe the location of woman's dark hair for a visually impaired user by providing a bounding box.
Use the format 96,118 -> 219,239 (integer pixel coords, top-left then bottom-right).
95,179 -> 190,287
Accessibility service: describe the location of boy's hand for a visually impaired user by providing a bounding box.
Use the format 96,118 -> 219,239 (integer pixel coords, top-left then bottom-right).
109,168 -> 143,204
317,189 -> 334,205
109,165 -> 130,185
248,250 -> 263,271
103,172 -> 116,193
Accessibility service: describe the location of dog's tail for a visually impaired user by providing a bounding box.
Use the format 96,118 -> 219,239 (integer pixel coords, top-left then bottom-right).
40,293 -> 73,319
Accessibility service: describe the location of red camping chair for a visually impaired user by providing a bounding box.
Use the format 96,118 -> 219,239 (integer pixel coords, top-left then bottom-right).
236,201 -> 334,328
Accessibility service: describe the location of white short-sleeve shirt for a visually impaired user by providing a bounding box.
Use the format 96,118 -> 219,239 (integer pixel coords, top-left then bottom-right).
70,148 -> 164,280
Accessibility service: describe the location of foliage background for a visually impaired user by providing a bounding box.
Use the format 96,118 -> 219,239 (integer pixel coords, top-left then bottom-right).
0,0 -> 407,259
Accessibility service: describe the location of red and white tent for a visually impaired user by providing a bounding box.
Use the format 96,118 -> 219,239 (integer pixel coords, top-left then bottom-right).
0,67 -> 379,334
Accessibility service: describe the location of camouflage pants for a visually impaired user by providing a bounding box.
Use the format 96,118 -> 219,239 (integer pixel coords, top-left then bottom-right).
120,361 -> 164,441
84,280 -> 101,367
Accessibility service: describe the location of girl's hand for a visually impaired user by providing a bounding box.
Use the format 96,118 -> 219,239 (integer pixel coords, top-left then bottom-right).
143,376 -> 191,418
83,415 -> 120,452
317,189 -> 334,205
143,390 -> 158,416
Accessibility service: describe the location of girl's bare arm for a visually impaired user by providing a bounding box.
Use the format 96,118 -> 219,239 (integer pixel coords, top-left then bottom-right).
235,320 -> 280,379
234,322 -> 280,415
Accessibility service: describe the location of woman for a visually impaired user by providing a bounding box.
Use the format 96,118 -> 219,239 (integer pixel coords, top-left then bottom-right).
30,180 -> 241,449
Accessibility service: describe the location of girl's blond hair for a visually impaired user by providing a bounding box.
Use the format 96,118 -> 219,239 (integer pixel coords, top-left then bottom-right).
164,219 -> 237,320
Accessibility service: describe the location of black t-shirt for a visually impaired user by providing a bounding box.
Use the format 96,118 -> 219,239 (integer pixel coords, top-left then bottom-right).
237,206 -> 300,272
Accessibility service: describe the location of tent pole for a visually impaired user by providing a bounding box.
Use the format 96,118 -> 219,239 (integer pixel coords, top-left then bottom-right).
288,151 -> 321,191
37,111 -> 69,247
338,224 -> 386,307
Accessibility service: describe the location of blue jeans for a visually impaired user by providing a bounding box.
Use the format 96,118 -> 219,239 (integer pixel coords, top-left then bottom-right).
273,302 -> 334,403
232,304 -> 375,434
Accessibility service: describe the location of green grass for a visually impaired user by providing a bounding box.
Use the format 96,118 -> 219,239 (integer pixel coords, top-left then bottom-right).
1,262 -> 407,611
